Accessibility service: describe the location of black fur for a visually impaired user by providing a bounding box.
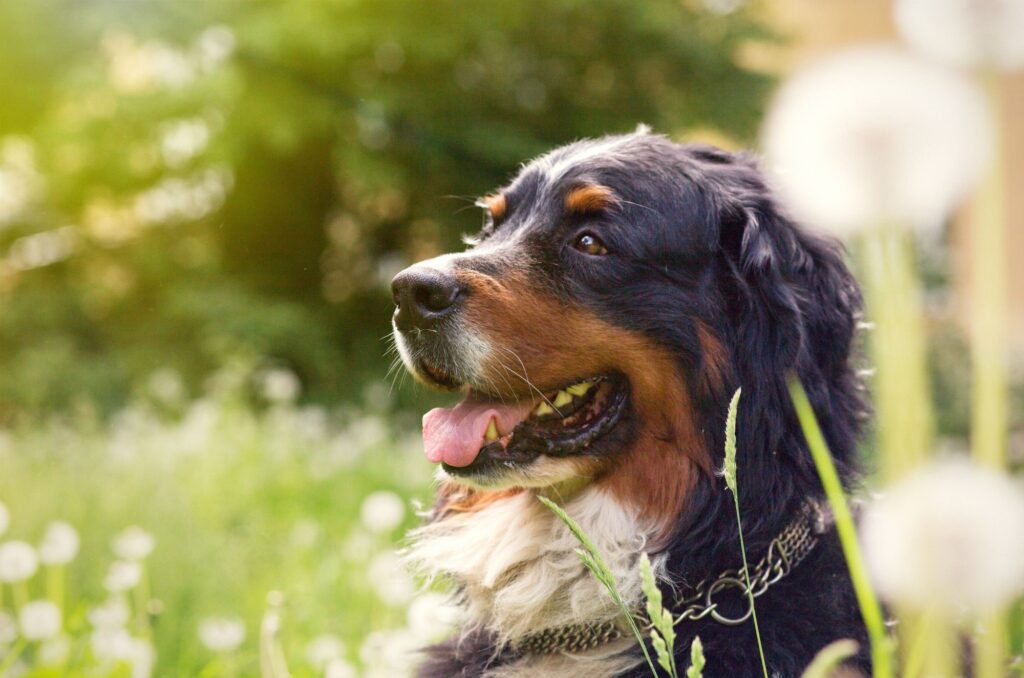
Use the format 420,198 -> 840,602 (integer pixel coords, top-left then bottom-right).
411,131 -> 869,676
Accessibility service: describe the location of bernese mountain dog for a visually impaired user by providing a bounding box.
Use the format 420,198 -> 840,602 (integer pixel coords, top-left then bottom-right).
390,127 -> 870,677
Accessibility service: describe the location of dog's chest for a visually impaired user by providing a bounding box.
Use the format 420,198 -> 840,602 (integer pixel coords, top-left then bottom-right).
406,486 -> 656,670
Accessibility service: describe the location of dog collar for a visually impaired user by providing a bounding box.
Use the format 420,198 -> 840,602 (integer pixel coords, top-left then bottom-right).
512,501 -> 830,656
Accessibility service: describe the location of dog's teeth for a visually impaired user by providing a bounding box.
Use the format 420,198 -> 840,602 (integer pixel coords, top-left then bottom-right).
553,390 -> 573,408
485,418 -> 499,441
533,402 -> 554,416
566,382 -> 593,397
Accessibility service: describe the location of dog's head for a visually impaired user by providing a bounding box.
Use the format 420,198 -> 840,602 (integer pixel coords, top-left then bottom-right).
392,128 -> 862,533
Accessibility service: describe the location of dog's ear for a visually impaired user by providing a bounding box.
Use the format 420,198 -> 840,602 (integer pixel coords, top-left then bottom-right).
714,155 -> 864,476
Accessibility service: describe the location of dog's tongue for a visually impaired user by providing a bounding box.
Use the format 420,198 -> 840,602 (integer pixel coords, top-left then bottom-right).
422,396 -> 534,467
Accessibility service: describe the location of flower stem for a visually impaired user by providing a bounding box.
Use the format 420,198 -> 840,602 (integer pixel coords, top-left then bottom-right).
860,226 -> 932,481
788,380 -> 893,678
12,580 -> 28,610
0,638 -> 26,675
970,69 -> 1009,678
731,495 -> 768,678
47,564 -> 64,613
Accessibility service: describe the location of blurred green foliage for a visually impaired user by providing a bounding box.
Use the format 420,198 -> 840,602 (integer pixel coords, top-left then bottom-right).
0,0 -> 773,420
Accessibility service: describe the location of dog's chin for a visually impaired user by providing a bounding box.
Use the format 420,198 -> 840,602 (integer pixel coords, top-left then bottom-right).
439,456 -> 596,491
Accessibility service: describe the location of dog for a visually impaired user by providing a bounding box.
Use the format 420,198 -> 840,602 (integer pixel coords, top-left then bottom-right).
391,127 -> 870,677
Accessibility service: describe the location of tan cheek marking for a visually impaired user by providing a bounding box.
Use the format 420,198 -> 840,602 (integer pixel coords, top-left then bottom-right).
459,271 -> 712,540
564,184 -> 618,215
482,193 -> 506,220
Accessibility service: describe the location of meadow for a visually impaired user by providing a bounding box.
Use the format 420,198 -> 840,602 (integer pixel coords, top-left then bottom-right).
1,1 -> 1023,676
0,365 -> 447,677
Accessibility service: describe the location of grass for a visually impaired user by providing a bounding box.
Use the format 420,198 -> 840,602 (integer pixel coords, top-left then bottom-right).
0,373 -> 436,676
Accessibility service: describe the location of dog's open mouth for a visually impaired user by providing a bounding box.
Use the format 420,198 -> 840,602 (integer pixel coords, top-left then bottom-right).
421,374 -> 629,477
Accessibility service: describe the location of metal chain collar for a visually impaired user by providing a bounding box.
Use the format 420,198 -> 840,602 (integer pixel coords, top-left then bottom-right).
512,502 -> 828,656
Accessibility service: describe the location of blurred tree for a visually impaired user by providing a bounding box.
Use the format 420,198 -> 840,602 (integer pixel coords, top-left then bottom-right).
0,0 -> 773,419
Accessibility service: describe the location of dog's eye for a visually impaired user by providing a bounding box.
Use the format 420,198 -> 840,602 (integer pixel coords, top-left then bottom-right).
572,233 -> 608,256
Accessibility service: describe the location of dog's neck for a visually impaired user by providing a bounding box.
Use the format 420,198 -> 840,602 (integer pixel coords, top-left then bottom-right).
406,484 -> 662,645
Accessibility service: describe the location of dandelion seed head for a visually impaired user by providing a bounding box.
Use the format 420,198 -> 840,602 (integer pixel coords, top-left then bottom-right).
260,368 -> 301,404
198,617 -> 246,652
305,633 -> 346,669
862,458 -> 1024,614
39,521 -> 80,565
763,47 -> 991,238
38,635 -> 71,665
130,638 -> 155,678
19,600 -> 62,641
88,597 -> 131,629
360,491 -> 406,534
895,0 -> 1024,70
367,551 -> 415,606
325,658 -> 359,678
0,611 -> 17,645
359,629 -> 419,674
0,540 -> 39,583
104,560 -> 143,593
406,592 -> 460,642
113,526 -> 155,561
91,626 -> 136,662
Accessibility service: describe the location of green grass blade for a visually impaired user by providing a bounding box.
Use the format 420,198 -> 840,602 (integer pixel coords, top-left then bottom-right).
686,636 -> 705,678
723,388 -> 768,678
788,379 -> 893,678
538,495 -> 660,677
800,639 -> 859,678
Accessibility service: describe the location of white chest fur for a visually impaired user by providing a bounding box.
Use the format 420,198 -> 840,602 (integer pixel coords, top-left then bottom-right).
405,486 -> 659,675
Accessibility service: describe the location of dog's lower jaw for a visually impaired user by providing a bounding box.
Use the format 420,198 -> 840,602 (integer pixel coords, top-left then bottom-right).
405,485 -> 661,675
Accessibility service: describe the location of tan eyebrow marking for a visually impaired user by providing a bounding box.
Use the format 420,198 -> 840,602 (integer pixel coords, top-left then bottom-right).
564,184 -> 618,215
478,193 -> 507,220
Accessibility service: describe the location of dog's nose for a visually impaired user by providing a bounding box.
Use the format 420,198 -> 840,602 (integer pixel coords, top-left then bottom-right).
391,267 -> 464,331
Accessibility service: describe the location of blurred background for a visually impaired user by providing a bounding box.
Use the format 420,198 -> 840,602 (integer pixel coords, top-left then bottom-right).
0,1 -> 1020,676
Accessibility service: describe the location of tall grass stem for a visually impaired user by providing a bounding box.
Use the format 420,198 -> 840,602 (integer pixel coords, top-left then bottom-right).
970,69 -> 1009,678
860,227 -> 932,481
788,380 -> 893,678
722,389 -> 768,678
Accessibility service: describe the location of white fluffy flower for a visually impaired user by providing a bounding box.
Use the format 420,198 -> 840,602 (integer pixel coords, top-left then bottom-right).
0,502 -> 8,538
198,617 -> 245,652
359,491 -> 406,534
862,458 -> 1024,614
18,600 -> 61,641
129,638 -> 155,678
113,526 -> 155,561
367,551 -> 415,606
38,521 -> 80,565
91,626 -> 136,662
894,0 -> 1024,71
104,560 -> 142,593
762,47 -> 991,238
305,633 -> 345,670
0,540 -> 39,583
37,635 -> 71,665
88,597 -> 131,629
260,368 -> 301,403
359,629 -> 419,673
325,658 -> 358,678
406,592 -> 460,641
0,610 -> 17,645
